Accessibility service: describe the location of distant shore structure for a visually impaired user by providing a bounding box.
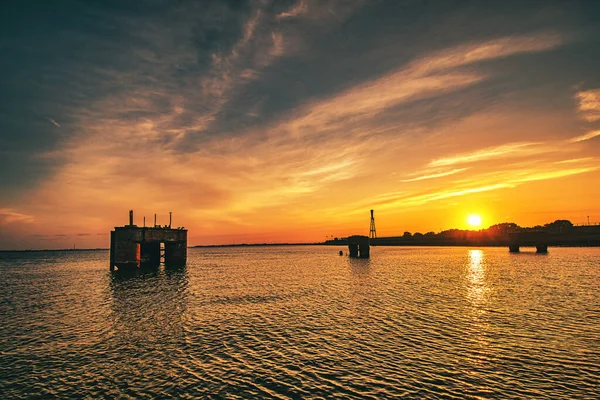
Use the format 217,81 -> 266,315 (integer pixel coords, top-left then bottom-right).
346,210 -> 376,258
109,210 -> 187,270
508,231 -> 549,254
369,209 -> 377,239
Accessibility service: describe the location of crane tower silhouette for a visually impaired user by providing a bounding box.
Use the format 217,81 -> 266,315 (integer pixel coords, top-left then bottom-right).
369,209 -> 377,239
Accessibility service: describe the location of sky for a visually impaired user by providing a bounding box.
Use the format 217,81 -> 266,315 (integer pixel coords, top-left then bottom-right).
1,0 -> 600,249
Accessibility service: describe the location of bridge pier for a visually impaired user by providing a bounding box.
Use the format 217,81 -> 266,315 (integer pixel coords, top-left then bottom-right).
347,235 -> 370,258
508,231 -> 549,254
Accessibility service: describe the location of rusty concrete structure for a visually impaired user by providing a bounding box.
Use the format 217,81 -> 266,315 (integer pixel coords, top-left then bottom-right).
110,210 -> 187,270
348,235 -> 370,258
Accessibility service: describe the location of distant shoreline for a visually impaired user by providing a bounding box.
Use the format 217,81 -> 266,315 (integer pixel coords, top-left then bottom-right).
0,248 -> 109,253
192,242 -> 324,248
1,242 -> 599,252
5,221 -> 598,252
0,244 -> 323,252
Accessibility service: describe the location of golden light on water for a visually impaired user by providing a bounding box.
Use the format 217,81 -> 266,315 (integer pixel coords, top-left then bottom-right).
467,249 -> 488,307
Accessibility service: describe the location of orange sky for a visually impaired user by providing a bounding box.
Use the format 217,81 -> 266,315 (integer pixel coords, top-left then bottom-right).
1,1 -> 600,249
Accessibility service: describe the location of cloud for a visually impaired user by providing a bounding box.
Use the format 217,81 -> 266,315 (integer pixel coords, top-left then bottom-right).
367,184 -> 514,211
29,234 -> 68,241
338,147 -> 599,215
575,89 -> 600,122
409,33 -> 564,76
276,0 -> 307,19
569,130 -> 600,142
47,118 -> 61,128
2,0 -> 600,249
24,30 -> 574,229
554,157 -> 594,164
514,166 -> 598,183
427,142 -> 550,167
402,168 -> 468,182
0,209 -> 34,225
357,163 -> 597,212
233,32 -> 566,159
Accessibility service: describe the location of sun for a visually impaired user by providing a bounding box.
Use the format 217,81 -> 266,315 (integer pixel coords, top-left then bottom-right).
467,214 -> 482,227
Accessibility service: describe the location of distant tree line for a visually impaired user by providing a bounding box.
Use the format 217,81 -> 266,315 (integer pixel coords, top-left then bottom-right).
325,219 -> 600,247
398,219 -> 575,239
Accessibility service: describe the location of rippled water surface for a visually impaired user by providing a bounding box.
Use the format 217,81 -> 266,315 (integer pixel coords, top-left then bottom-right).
1,246 -> 599,398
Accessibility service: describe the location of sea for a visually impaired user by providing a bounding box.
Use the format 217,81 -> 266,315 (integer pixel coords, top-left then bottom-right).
0,246 -> 598,399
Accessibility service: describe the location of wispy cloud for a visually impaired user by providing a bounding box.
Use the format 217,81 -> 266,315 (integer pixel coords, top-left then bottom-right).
337,149 -> 599,217
277,0 -> 307,19
278,33 -> 565,144
409,33 -> 564,75
34,31 -> 572,224
554,157 -> 594,164
575,89 -> 600,122
4,0 -> 600,248
355,163 -> 597,213
367,184 -> 513,211
47,118 -> 61,128
0,209 -> 34,225
428,142 -> 548,167
3,8 -> 588,246
569,130 -> 600,142
514,166 -> 598,182
29,234 -> 68,241
402,168 -> 468,182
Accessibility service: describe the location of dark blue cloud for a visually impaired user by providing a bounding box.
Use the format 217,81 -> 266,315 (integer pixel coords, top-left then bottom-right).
1,0 -> 599,199
193,0 -> 600,141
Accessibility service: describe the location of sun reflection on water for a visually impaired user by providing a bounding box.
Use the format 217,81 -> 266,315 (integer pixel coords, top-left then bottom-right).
465,249 -> 494,368
466,249 -> 490,311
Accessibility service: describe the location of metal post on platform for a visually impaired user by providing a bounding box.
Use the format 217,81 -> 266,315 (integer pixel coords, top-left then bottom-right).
169,212 -> 172,228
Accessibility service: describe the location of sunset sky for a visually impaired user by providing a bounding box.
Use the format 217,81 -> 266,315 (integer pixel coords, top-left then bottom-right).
1,0 -> 600,249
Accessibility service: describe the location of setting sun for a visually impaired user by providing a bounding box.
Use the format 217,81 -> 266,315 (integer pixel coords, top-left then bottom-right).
467,214 -> 482,227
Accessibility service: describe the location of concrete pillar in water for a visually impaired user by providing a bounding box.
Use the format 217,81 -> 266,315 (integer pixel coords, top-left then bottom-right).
110,231 -> 115,270
536,244 -> 548,254
509,244 -> 520,253
360,245 -> 370,258
347,235 -> 370,258
165,241 -> 187,266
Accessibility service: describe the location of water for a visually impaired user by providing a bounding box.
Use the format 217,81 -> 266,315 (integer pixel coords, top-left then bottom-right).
0,246 -> 598,399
